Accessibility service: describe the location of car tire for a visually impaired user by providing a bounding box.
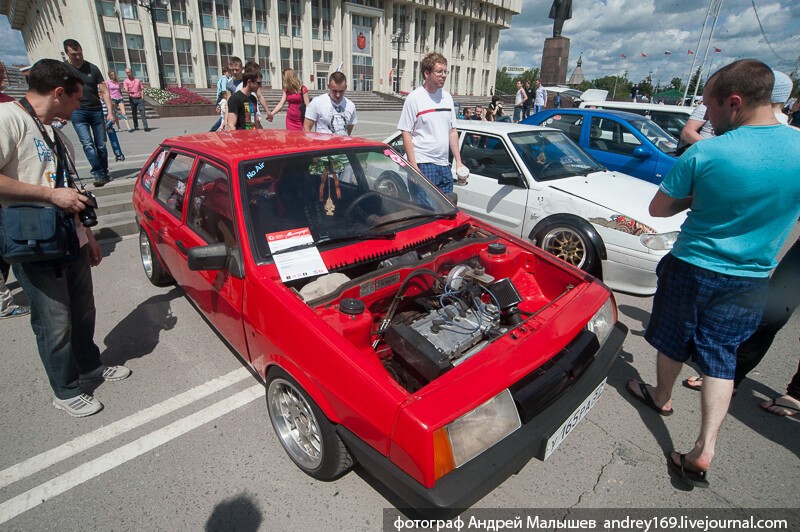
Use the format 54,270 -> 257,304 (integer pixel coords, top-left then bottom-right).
266,368 -> 353,480
375,171 -> 410,200
139,228 -> 173,287
535,223 -> 600,276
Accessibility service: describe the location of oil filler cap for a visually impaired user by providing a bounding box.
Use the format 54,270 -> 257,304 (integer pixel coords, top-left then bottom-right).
339,298 -> 365,315
487,242 -> 507,255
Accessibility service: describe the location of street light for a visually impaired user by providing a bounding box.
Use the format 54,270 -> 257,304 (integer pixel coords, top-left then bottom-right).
391,28 -> 408,94
139,0 -> 168,89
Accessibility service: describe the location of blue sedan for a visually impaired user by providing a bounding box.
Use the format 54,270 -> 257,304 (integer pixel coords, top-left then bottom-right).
523,109 -> 678,184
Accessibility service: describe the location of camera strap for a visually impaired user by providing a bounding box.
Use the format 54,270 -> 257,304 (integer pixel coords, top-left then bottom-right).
18,97 -> 79,190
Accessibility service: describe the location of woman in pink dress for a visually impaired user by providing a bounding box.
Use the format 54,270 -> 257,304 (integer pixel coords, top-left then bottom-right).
106,70 -> 132,131
267,68 -> 309,131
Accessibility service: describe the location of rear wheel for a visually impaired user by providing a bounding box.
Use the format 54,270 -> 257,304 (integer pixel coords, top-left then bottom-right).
266,368 -> 353,480
535,223 -> 600,277
139,228 -> 173,286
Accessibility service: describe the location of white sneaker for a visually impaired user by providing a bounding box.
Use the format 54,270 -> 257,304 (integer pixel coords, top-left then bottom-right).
53,394 -> 104,417
78,365 -> 132,384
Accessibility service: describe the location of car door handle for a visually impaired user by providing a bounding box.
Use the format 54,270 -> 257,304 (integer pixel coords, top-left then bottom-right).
143,210 -> 154,221
176,240 -> 188,254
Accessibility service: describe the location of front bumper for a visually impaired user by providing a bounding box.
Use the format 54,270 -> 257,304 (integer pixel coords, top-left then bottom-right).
337,321 -> 628,515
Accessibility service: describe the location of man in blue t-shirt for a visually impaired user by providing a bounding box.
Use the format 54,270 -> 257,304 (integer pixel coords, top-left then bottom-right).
626,59 -> 800,489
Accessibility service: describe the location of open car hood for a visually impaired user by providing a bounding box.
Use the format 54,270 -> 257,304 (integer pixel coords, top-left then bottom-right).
550,171 -> 685,232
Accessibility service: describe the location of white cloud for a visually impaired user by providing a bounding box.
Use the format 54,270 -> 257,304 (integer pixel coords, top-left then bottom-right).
0,15 -> 29,66
500,0 -> 800,85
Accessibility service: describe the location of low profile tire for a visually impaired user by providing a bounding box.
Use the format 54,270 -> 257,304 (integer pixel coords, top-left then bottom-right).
139,228 -> 173,287
266,368 -> 353,480
535,222 -> 600,276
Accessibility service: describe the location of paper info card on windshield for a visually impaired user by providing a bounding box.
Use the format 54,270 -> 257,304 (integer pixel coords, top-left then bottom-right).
266,228 -> 329,282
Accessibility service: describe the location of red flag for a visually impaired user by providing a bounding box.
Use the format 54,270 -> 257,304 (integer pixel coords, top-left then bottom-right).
714,47 -> 722,53
688,50 -> 694,55
621,53 -> 627,59
641,52 -> 647,58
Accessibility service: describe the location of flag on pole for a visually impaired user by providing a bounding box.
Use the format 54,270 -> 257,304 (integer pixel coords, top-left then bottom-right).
621,53 -> 627,59
335,62 -> 344,72
664,51 -> 672,55
641,52 -> 647,58
389,68 -> 394,83
688,50 -> 694,55
714,47 -> 722,53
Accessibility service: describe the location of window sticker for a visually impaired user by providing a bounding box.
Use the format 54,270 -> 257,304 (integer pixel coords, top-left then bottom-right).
384,149 -> 407,167
244,160 -> 268,180
266,228 -> 329,282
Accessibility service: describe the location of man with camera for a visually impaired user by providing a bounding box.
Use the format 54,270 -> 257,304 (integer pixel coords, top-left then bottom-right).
0,59 -> 130,418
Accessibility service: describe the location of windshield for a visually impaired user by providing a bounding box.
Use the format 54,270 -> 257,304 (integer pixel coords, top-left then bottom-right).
240,147 -> 457,262
508,130 -> 603,181
628,118 -> 678,155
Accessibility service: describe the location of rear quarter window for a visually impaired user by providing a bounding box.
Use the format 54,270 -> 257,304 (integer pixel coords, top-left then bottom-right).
140,149 -> 169,193
155,153 -> 197,219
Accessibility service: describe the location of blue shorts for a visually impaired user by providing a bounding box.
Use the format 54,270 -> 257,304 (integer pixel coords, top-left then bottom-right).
644,253 -> 769,379
418,163 -> 453,194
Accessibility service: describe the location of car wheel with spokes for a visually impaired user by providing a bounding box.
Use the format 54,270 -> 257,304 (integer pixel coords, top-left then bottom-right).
535,223 -> 599,276
266,368 -> 353,480
139,228 -> 173,286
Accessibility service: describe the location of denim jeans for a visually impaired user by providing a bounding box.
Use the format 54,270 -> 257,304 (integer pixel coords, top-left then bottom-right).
71,109 -> 109,180
12,246 -> 102,399
128,97 -> 149,130
513,106 -> 522,122
533,104 -> 544,115
210,116 -> 223,132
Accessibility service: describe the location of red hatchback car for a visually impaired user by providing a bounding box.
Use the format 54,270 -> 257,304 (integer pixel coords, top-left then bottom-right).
133,130 -> 627,512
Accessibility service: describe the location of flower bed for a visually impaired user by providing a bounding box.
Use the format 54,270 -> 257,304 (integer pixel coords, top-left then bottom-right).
144,87 -> 212,106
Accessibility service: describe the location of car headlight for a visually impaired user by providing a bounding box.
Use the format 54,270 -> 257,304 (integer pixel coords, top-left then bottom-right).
586,298 -> 615,346
640,231 -> 679,251
432,389 -> 521,480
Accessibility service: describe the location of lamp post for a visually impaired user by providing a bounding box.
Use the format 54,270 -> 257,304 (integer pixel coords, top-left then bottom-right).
391,28 -> 408,94
139,0 -> 167,88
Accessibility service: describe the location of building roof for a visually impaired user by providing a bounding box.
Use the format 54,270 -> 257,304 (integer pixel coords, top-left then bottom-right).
567,55 -> 584,87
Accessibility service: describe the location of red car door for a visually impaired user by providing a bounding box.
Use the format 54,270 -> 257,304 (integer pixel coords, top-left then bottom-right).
174,158 -> 248,359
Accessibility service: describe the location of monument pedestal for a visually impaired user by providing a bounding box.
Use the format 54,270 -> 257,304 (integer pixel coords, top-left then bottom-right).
540,37 -> 570,86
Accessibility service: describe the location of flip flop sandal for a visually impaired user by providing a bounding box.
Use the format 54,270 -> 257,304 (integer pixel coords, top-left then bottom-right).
760,397 -> 800,417
667,452 -> 709,489
682,376 -> 703,391
627,381 -> 674,416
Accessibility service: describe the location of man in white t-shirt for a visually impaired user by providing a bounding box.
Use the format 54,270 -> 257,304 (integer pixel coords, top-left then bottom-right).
513,79 -> 527,122
304,72 -> 357,135
533,80 -> 547,114
0,59 -> 130,418
397,52 -> 467,194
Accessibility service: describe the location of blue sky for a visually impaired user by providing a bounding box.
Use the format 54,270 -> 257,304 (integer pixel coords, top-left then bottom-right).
499,0 -> 799,86
3,0 -> 799,86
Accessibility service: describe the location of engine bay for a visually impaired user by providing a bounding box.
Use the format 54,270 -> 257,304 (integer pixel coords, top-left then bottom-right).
289,224 -> 582,392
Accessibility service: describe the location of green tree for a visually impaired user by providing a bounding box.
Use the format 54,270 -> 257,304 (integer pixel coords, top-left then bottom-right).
687,68 -> 704,99
590,75 -> 632,101
638,77 -> 654,98
670,77 -> 684,91
495,68 -> 516,95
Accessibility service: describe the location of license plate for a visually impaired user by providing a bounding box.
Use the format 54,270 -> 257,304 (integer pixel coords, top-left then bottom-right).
543,378 -> 606,460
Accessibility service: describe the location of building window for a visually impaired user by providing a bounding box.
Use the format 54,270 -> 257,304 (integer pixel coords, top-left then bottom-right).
392,4 -> 407,37
220,42 -> 233,71
413,60 -> 419,87
255,0 -> 268,33
119,0 -> 137,19
290,0 -> 301,38
414,11 -> 427,53
154,4 -> 169,22
470,24 -> 479,60
176,38 -> 193,84
216,0 -> 230,30
346,0 -> 375,5
280,47 -> 302,80
170,0 -> 187,25
278,0 -> 288,36
104,32 -> 127,78
245,44 -> 256,61
453,19 -> 462,56
126,34 -> 149,82
311,0 -> 330,40
434,13 -> 445,49
452,66 -> 460,92
204,41 -> 219,86
258,46 -> 271,85
200,0 -> 214,28
95,0 -> 115,17
162,37 -> 178,84
241,0 -> 253,32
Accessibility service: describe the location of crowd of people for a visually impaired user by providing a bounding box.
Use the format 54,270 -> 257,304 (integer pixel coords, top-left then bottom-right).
1,44 -> 799,504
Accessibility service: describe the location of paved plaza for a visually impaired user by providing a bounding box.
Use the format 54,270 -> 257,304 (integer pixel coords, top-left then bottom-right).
1,112 -> 798,530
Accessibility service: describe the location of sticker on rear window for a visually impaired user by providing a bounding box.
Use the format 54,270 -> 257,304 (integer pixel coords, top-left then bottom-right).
245,161 -> 267,180
384,149 -> 407,167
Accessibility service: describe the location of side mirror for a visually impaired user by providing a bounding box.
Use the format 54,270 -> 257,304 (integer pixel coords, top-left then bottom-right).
445,191 -> 458,205
499,172 -> 524,186
633,146 -> 652,159
188,243 -> 228,271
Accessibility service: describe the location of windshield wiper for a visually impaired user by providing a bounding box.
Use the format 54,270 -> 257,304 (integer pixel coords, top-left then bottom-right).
370,211 -> 457,230
269,231 -> 397,256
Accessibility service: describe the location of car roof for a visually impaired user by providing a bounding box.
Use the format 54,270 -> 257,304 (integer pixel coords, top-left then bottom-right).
535,108 -> 648,121
580,101 -> 693,114
160,130 -> 386,164
455,119 -> 558,134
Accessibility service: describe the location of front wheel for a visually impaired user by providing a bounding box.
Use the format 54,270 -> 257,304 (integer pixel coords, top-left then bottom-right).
139,228 -> 173,286
266,368 -> 353,480
535,223 -> 600,277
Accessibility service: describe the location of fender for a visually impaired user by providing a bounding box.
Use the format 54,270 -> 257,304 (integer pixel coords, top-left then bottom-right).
265,359 -> 341,424
528,213 -> 607,261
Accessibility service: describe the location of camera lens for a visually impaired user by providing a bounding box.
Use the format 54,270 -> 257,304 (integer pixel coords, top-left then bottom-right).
79,208 -> 98,227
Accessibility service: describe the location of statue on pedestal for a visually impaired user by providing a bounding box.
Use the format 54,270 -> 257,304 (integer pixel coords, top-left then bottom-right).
549,0 -> 573,38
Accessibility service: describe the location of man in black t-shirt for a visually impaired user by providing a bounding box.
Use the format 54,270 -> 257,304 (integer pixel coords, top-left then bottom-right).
64,39 -> 115,187
523,80 -> 534,119
226,68 -> 263,131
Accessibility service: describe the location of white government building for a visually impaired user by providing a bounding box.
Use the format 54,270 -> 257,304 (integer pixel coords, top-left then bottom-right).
2,0 -> 521,95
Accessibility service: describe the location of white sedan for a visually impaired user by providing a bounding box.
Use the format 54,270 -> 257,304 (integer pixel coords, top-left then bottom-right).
385,121 -> 685,296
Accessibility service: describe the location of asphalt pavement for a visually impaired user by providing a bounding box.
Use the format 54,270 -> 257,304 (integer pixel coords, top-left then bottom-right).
0,112 -> 798,531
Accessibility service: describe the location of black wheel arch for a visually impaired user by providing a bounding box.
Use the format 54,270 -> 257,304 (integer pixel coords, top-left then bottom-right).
528,214 -> 607,262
